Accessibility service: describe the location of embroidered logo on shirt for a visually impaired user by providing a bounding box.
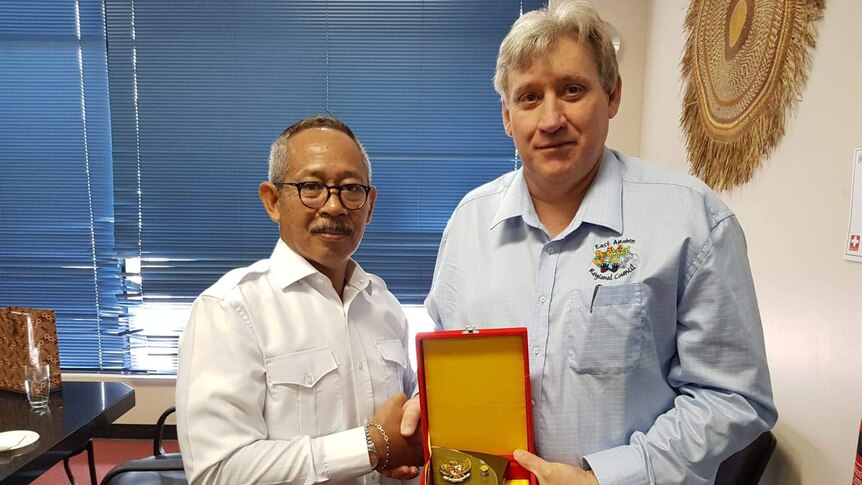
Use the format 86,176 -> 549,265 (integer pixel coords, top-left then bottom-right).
590,239 -> 638,281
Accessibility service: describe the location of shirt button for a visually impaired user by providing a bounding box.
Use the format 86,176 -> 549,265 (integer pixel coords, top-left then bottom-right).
305,373 -> 314,385
539,295 -> 547,304
531,399 -> 535,406
532,346 -> 540,356
358,362 -> 364,371
547,246 -> 555,254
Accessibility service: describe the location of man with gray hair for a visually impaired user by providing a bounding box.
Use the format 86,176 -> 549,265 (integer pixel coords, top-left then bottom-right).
177,114 -> 423,484
394,2 -> 777,484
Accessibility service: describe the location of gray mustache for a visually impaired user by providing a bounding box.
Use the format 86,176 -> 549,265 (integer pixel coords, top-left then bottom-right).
308,218 -> 354,236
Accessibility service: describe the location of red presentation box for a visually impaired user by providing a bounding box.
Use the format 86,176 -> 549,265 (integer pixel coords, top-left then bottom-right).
416,327 -> 536,485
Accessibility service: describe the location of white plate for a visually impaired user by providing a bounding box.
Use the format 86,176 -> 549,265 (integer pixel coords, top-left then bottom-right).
0,430 -> 40,452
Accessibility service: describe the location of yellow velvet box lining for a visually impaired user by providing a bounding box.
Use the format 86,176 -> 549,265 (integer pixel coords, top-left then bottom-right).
422,334 -> 529,455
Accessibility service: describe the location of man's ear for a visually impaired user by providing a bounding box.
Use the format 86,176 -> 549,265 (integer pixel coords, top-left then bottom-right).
259,181 -> 282,223
608,75 -> 623,119
365,186 -> 377,224
502,102 -> 512,137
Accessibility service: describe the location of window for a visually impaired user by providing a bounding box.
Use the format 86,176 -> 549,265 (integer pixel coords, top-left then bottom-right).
0,0 -> 126,370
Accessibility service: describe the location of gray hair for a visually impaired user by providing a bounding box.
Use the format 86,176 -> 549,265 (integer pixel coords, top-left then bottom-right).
493,0 -> 619,101
268,114 -> 372,183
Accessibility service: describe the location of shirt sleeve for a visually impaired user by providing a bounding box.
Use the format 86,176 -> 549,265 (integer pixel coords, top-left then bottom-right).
425,220 -> 452,331
585,215 -> 778,485
402,321 -> 418,398
175,295 -> 373,485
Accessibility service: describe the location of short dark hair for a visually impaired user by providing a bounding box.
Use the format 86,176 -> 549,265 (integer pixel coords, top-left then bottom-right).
268,114 -> 371,182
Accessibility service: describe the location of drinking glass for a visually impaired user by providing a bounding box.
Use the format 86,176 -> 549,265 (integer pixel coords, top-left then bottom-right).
24,363 -> 50,409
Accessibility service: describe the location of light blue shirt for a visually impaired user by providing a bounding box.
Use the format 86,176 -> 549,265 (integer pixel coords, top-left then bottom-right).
425,149 -> 777,485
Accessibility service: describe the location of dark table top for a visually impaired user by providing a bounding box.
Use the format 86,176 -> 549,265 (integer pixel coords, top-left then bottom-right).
0,381 -> 136,484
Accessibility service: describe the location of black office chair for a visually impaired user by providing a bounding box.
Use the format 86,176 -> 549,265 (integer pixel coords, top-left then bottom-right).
715,431 -> 776,485
100,406 -> 187,485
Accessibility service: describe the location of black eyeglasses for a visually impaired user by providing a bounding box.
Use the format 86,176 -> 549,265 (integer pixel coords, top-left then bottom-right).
274,181 -> 372,210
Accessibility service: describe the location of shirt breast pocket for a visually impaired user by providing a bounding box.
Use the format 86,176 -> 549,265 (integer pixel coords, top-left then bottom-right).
266,346 -> 343,437
376,339 -> 408,396
565,283 -> 644,375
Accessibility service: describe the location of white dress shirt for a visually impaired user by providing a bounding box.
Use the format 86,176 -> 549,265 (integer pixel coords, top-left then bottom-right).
425,149 -> 777,485
176,240 -> 416,485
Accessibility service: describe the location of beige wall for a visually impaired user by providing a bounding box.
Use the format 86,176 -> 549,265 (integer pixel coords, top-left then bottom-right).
595,0 -> 649,157
641,1 -> 862,483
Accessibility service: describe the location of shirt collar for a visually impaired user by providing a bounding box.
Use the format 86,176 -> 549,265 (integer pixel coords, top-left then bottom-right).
270,239 -> 317,289
488,148 -> 623,235
344,260 -> 371,294
269,239 -> 371,294
490,169 -> 541,230
578,148 -> 623,235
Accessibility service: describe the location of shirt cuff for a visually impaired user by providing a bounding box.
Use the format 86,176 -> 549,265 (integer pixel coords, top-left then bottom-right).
313,426 -> 372,482
583,445 -> 649,485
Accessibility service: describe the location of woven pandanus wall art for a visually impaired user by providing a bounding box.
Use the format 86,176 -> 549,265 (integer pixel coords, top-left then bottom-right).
681,0 -> 825,190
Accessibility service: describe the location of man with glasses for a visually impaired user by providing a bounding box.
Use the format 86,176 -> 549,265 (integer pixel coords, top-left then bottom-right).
176,115 -> 423,485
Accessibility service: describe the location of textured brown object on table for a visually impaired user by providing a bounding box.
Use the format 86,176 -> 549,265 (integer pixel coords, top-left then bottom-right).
0,307 -> 62,394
